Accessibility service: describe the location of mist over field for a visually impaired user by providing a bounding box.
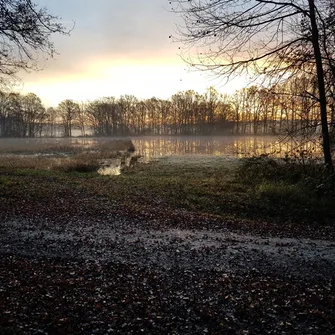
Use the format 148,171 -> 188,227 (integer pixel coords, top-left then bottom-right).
0,135 -> 322,159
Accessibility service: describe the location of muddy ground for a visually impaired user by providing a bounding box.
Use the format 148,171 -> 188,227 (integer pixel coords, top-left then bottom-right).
0,183 -> 335,335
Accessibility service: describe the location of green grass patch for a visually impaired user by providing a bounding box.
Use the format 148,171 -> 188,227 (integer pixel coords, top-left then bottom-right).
234,156 -> 335,224
102,158 -> 250,217
1,153 -> 334,226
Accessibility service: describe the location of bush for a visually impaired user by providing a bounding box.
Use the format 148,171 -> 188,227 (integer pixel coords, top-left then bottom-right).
52,159 -> 100,173
236,155 -> 335,195
256,182 -> 308,203
236,156 -> 301,185
234,155 -> 335,224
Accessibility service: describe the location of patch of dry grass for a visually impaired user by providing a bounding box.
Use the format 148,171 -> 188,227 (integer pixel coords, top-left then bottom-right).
0,138 -> 134,154
0,138 -> 135,172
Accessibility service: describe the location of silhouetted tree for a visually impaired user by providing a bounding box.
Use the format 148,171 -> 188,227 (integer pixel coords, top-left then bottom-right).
0,0 -> 69,85
170,0 -> 334,171
46,107 -> 57,137
86,98 -> 120,136
0,92 -> 23,136
21,93 -> 46,137
118,95 -> 137,135
58,100 -> 79,137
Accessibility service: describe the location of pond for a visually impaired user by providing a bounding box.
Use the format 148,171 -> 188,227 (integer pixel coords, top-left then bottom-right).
0,136 -> 323,175
129,136 -> 322,161
0,135 -> 322,159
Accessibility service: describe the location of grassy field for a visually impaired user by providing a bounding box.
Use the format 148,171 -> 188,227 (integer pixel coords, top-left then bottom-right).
1,146 -> 334,230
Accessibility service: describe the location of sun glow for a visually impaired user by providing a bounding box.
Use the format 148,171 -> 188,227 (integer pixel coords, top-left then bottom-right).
18,56 -> 250,107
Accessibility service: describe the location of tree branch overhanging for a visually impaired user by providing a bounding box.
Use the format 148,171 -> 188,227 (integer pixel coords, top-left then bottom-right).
169,0 -> 335,171
0,0 -> 71,85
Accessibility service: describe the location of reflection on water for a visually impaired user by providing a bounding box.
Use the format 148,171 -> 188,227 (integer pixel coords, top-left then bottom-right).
0,136 -> 323,160
129,136 -> 322,161
97,156 -> 139,176
98,166 -> 121,176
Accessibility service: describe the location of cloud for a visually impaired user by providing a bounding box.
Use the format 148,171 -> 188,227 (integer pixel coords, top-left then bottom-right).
41,1 -> 175,62
18,0 -> 248,106
19,0 -> 179,86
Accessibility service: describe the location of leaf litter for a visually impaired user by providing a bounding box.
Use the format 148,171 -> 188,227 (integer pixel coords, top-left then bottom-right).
0,165 -> 334,334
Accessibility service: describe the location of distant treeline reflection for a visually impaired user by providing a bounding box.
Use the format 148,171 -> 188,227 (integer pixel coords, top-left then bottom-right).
130,136 -> 321,160
0,136 -> 320,160
0,80 -> 331,138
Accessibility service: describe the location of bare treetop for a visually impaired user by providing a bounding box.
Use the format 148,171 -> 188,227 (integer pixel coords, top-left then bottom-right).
170,0 -> 334,170
170,0 -> 333,80
0,0 -> 70,84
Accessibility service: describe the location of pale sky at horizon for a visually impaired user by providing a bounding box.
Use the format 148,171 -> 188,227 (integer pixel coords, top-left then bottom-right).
16,0 -> 249,107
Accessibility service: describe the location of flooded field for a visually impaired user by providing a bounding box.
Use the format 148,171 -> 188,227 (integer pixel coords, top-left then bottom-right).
0,135 -> 323,175
131,135 -> 322,160
0,135 -> 322,160
1,136 -> 334,335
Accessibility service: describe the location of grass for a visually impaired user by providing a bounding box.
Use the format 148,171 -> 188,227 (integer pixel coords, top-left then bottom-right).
0,138 -> 135,154
235,156 -> 335,224
100,155 -> 334,225
0,138 -> 135,173
0,147 -> 334,226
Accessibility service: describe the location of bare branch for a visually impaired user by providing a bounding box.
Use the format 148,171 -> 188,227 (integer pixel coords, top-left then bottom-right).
0,0 -> 70,85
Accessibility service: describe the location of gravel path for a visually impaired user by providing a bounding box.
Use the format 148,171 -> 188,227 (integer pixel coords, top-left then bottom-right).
1,215 -> 334,280
1,214 -> 335,334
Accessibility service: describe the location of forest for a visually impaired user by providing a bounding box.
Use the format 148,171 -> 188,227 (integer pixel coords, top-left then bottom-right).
1,74 -> 333,138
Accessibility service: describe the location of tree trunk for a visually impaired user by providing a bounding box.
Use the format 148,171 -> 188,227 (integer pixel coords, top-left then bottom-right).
308,0 -> 334,172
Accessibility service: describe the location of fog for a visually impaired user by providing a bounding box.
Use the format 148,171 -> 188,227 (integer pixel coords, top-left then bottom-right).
0,135 -> 321,161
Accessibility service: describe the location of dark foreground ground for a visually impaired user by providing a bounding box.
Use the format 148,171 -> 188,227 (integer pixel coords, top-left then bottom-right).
0,162 -> 334,334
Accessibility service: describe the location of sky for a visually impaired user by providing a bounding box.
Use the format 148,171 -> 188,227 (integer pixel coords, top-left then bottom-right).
17,0 -> 249,107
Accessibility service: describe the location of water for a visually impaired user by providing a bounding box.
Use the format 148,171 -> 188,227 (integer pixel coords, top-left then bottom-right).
0,135 -> 322,159
0,136 -> 323,175
129,136 -> 322,161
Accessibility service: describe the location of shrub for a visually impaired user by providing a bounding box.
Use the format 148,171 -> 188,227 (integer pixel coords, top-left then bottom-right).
236,155 -> 334,194
235,156 -> 296,185
52,158 -> 100,173
256,181 -> 307,202
234,155 -> 335,224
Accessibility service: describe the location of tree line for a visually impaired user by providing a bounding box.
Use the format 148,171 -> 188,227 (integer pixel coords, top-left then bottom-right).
0,75 -> 333,138
169,0 -> 335,171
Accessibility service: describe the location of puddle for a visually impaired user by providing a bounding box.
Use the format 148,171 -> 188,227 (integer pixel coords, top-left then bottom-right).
98,165 -> 122,176
97,154 -> 142,176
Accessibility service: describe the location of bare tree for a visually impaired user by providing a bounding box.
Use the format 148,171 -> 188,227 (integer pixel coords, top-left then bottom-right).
57,100 -> 79,137
86,98 -> 120,136
76,102 -> 88,136
20,93 -> 46,137
0,91 -> 23,136
0,0 -> 69,85
46,107 -> 57,137
170,0 -> 334,171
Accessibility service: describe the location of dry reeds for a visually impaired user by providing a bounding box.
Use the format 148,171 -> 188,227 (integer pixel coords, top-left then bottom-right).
0,138 -> 135,173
